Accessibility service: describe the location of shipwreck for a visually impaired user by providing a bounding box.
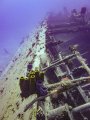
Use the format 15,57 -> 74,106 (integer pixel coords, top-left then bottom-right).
0,7 -> 90,120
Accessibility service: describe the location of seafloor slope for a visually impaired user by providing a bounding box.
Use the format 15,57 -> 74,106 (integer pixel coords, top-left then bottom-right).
0,23 -> 49,120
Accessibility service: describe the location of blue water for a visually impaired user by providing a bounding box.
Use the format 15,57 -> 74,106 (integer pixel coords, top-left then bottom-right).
0,0 -> 90,73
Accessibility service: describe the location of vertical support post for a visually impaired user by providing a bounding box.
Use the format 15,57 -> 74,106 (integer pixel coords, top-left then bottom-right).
75,51 -> 90,75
